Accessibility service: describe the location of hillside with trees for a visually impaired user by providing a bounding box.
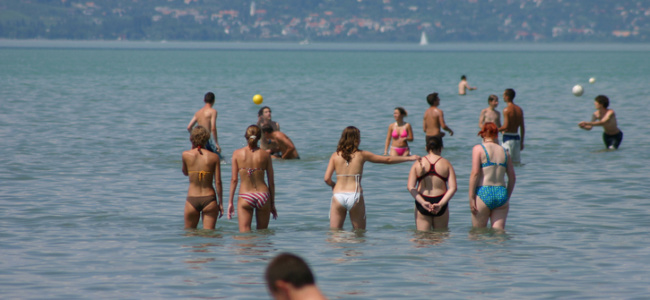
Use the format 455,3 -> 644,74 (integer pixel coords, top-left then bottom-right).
1,0 -> 648,42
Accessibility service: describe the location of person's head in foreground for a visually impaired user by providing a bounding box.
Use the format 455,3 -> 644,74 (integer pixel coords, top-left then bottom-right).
265,253 -> 327,300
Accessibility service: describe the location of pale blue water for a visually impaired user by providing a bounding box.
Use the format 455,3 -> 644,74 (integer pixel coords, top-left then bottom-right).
1,41 -> 650,299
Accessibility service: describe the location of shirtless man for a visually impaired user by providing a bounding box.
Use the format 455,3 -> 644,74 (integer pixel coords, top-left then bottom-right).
423,92 -> 454,143
458,75 -> 477,95
261,125 -> 300,159
498,88 -> 525,163
187,92 -> 221,155
479,94 -> 501,129
579,95 -> 623,149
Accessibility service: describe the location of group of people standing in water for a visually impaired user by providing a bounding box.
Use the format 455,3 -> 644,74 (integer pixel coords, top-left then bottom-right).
181,85 -> 621,233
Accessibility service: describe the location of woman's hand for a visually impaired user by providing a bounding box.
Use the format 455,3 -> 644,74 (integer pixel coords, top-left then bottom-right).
271,205 -> 278,220
227,204 -> 235,219
469,197 -> 478,215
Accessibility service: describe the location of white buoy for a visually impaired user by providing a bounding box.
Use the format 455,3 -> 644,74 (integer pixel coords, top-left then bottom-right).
572,85 -> 584,97
589,77 -> 596,84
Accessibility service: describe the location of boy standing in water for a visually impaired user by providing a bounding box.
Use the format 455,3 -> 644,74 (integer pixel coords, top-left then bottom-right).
579,95 -> 623,149
479,94 -> 501,129
458,75 -> 477,95
187,92 -> 221,155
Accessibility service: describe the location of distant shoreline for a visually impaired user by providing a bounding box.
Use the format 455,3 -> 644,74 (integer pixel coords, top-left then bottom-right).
1,39 -> 649,52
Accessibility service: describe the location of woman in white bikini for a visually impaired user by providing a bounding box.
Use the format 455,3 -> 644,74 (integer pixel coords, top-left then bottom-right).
384,107 -> 414,156
324,126 -> 418,230
228,125 -> 277,232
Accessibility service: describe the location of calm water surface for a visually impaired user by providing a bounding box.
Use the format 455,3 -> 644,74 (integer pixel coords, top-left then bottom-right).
1,41 -> 649,299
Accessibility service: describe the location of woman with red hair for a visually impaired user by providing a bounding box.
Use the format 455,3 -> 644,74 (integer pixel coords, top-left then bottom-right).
469,122 -> 516,230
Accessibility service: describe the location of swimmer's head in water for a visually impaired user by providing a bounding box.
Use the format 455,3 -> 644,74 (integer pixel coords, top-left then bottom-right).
190,125 -> 210,148
261,125 -> 275,134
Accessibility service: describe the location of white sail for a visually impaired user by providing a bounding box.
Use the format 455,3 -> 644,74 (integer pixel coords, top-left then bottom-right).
419,31 -> 428,45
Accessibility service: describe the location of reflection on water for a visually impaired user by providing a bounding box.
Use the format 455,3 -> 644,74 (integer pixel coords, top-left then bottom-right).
410,229 -> 450,247
468,227 -> 512,244
326,230 -> 366,263
326,229 -> 366,245
230,230 -> 275,262
183,229 -> 224,239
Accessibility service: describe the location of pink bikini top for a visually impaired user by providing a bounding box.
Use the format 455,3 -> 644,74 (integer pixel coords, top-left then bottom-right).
392,123 -> 408,139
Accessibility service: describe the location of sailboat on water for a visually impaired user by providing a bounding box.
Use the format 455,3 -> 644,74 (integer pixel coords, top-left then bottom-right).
419,31 -> 428,46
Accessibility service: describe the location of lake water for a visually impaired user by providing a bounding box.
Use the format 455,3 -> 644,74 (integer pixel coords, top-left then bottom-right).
1,40 -> 649,299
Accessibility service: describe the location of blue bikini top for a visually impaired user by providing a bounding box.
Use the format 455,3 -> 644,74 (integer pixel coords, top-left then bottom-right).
480,144 -> 507,168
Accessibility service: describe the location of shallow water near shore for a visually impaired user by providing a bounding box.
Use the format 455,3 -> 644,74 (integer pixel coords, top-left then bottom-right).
1,41 -> 649,299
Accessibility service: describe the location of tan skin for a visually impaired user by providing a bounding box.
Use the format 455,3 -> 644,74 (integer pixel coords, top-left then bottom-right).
578,101 -> 620,135
324,147 -> 418,230
468,136 -> 516,231
407,149 -> 457,231
423,98 -> 454,138
257,107 -> 280,150
479,99 -> 501,129
187,103 -> 221,153
182,145 -> 223,229
498,92 -> 525,151
270,281 -> 328,300
384,109 -> 414,156
262,131 -> 299,159
228,140 -> 277,232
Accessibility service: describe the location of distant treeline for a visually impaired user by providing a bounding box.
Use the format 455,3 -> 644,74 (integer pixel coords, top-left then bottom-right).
1,0 -> 648,42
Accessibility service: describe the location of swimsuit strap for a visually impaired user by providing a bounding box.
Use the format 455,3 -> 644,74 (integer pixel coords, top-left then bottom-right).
417,156 -> 447,183
240,167 -> 263,189
481,144 -> 506,168
336,174 -> 361,199
189,170 -> 211,181
500,146 -> 508,167
240,167 -> 262,177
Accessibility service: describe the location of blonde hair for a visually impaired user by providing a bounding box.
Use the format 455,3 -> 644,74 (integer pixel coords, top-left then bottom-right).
190,126 -> 210,148
245,125 -> 261,148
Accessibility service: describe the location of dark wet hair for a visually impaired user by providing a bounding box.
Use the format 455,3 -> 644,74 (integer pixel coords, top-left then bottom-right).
426,136 -> 443,152
426,93 -> 439,106
487,94 -> 498,103
258,106 -> 271,117
204,92 -> 215,104
461,75 -> 467,80
395,107 -> 407,117
504,88 -> 515,101
337,126 -> 361,163
478,122 -> 499,139
595,95 -> 609,108
261,124 -> 275,134
265,253 -> 315,293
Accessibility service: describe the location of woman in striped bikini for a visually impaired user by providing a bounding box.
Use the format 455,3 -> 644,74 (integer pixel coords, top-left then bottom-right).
228,125 -> 277,232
